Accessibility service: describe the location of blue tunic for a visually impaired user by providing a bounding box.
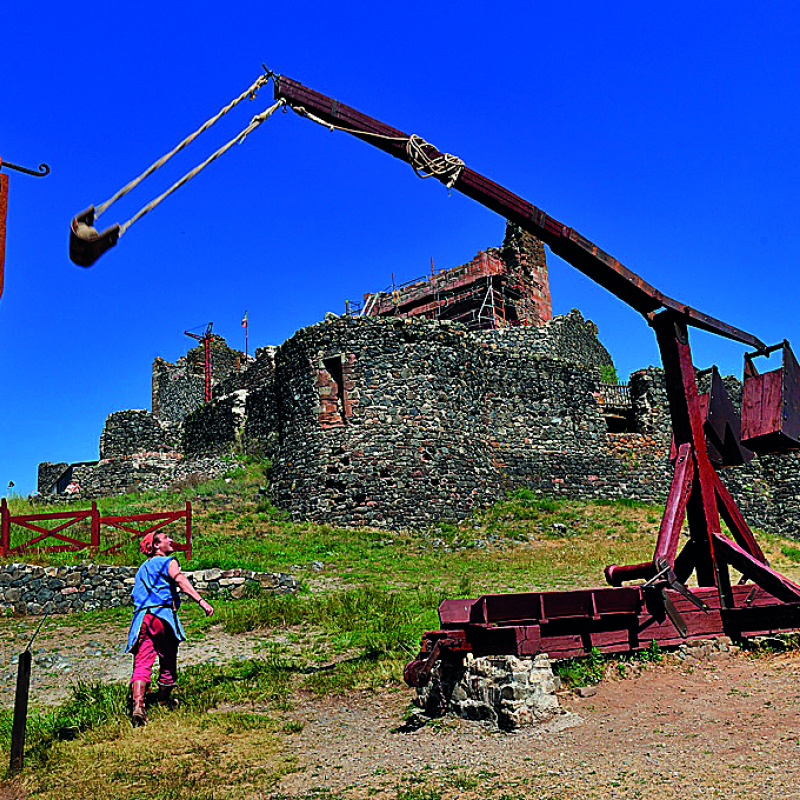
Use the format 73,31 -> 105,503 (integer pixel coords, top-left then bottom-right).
126,555 -> 187,652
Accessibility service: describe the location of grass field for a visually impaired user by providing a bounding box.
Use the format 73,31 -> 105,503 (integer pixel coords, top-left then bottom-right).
3,456 -> 800,798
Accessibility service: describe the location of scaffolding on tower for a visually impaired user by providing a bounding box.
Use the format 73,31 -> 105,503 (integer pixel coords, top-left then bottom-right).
347,249 -> 535,331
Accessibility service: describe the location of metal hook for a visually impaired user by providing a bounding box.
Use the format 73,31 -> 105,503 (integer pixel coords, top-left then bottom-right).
0,160 -> 50,177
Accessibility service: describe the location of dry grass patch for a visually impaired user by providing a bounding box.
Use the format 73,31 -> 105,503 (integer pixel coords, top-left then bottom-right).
13,712 -> 298,800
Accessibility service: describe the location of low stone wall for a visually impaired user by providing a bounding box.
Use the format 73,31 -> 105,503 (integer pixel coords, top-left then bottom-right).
70,452 -> 184,498
0,563 -> 299,616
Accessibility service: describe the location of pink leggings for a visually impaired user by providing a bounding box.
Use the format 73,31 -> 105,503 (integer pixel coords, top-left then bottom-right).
130,613 -> 179,686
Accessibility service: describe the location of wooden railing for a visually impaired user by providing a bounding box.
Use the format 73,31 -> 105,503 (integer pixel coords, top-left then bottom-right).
0,499 -> 192,560
600,382 -> 631,408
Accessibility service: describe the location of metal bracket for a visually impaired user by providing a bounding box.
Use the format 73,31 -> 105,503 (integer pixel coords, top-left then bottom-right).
0,160 -> 49,177
661,588 -> 688,638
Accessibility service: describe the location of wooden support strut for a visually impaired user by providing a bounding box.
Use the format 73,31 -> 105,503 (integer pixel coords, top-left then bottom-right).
0,169 -> 8,299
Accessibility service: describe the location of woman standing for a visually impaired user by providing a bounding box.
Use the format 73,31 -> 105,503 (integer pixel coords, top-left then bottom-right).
126,531 -> 214,726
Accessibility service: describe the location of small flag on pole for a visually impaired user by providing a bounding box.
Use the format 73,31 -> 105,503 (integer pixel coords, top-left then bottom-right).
241,311 -> 248,328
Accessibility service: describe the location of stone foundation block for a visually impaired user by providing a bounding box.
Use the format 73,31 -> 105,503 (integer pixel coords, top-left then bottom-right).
416,652 -> 561,730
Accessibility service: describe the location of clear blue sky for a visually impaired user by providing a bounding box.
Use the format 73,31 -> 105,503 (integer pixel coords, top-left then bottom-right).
2,2 -> 799,495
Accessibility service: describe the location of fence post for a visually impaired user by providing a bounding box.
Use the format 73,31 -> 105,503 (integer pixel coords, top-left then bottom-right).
185,501 -> 192,561
1,498 -> 9,558
9,649 -> 31,772
90,501 -> 100,552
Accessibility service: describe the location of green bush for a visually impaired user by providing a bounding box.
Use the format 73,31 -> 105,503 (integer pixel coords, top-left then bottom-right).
554,646 -> 605,687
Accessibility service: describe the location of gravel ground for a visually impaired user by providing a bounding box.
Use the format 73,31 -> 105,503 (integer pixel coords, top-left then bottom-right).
2,617 -> 800,798
276,649 -> 800,799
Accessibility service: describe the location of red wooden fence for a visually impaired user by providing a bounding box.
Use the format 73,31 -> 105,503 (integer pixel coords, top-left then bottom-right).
0,499 -> 192,560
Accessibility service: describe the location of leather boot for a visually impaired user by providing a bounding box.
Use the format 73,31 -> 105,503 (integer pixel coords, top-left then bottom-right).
157,683 -> 179,710
131,680 -> 148,726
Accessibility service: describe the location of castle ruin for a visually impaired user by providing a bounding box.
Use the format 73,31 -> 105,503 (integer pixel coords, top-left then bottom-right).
37,223 -> 800,540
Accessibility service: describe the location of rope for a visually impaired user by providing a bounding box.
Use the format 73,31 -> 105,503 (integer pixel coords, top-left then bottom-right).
289,105 -> 465,190
95,74 -> 272,220
118,99 -> 285,236
289,105 -> 407,141
405,134 -> 464,189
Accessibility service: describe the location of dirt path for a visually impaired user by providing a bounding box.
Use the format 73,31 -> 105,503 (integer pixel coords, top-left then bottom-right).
3,617 -> 800,798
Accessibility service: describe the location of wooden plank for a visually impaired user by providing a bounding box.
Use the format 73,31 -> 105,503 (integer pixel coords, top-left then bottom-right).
763,371 -> 783,434
440,585 -> 800,660
11,509 -> 92,523
0,173 -> 7,299
712,530 -> 800,603
654,443 -> 693,565
9,650 -> 31,772
741,373 -> 762,441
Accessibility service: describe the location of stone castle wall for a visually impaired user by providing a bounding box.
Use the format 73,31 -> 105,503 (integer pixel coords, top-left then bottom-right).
37,462 -> 70,494
34,215 -> 800,545
260,313 -> 674,528
471,310 -> 612,371
68,453 -> 184,497
152,358 -> 206,424
42,303 -> 800,542
151,337 -> 247,424
99,410 -> 175,458
269,316 -> 503,529
183,390 -> 247,456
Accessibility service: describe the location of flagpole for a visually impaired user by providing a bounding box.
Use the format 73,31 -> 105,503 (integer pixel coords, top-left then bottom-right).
242,311 -> 248,361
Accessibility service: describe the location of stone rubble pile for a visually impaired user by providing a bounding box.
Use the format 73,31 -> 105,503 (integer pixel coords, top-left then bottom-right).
670,636 -> 740,666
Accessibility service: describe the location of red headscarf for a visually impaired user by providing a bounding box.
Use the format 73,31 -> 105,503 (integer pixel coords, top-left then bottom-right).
139,532 -> 156,556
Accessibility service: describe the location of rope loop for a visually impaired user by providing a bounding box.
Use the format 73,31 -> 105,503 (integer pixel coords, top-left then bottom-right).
405,134 -> 464,189
291,105 -> 336,132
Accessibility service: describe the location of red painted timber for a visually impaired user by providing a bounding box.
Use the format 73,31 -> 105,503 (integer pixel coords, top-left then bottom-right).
280,72 -> 800,678
655,443 -> 694,566
742,344 -> 800,452
429,585 -> 800,661
0,172 -> 7,299
274,76 -> 766,352
710,530 -> 800,603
